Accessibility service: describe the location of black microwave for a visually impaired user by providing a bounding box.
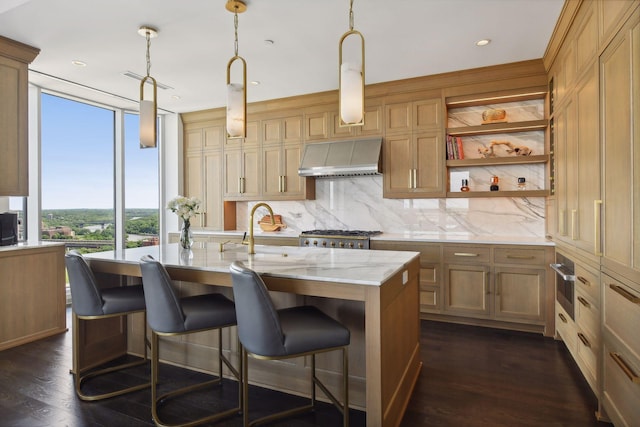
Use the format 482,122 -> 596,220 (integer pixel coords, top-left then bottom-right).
0,212 -> 18,246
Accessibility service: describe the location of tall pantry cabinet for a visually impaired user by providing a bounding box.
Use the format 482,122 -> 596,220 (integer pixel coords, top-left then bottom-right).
600,6 -> 640,427
546,1 -> 640,425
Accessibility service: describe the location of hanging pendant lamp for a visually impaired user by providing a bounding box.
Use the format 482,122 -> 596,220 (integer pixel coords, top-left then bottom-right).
226,0 -> 247,139
138,26 -> 158,148
339,0 -> 365,127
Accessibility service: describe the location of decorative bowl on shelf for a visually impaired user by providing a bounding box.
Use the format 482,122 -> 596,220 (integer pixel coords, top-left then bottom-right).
258,214 -> 286,232
482,108 -> 507,124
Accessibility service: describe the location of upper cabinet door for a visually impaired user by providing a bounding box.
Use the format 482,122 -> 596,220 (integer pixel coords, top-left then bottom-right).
0,37 -> 39,196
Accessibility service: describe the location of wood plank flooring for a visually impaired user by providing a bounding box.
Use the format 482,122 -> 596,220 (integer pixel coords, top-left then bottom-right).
0,309 -> 610,426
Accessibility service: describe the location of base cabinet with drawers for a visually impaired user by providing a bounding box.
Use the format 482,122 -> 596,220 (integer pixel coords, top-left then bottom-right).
554,253 -> 602,395
371,240 -> 555,336
601,273 -> 640,427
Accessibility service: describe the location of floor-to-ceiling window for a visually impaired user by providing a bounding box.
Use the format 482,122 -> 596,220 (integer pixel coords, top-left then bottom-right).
40,93 -> 115,252
39,93 -> 159,253
124,112 -> 159,247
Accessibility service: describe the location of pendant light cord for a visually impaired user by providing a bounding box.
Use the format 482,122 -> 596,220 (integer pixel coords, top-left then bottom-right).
349,0 -> 354,31
145,31 -> 152,77
234,8 -> 239,56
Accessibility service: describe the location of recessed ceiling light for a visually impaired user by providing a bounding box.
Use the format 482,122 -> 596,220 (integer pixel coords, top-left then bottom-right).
476,39 -> 491,47
71,60 -> 87,67
171,95 -> 181,100
264,39 -> 274,46
250,81 -> 260,86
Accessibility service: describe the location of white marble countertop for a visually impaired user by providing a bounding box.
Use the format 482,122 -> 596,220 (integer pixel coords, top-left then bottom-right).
85,243 -> 420,287
183,229 -> 554,246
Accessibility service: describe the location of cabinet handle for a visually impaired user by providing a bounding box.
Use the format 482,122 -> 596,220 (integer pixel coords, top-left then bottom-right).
577,276 -> 589,286
610,284 -> 640,304
281,176 -> 286,193
609,352 -> 640,384
594,200 -> 603,256
238,177 -> 242,193
506,255 -> 535,260
577,332 -> 591,348
558,312 -> 568,323
571,209 -> 577,240
577,296 -> 591,308
413,169 -> 417,189
241,177 -> 246,193
454,252 -> 479,257
408,170 -> 413,189
278,176 -> 281,192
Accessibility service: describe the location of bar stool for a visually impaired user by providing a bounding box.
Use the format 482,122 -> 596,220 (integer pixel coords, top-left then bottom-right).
139,255 -> 241,427
229,261 -> 350,427
65,250 -> 150,401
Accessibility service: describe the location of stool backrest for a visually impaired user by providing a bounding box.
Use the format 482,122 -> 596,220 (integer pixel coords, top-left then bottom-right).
65,250 -> 104,316
230,261 -> 285,357
139,255 -> 186,333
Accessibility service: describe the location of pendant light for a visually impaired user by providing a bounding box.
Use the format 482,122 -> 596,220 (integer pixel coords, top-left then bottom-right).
138,26 -> 158,148
226,0 -> 247,139
339,0 -> 365,127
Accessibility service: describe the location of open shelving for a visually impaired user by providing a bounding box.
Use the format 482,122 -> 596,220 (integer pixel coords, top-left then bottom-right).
444,90 -> 549,198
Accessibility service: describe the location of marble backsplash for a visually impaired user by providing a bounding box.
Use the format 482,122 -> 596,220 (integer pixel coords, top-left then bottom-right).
238,176 -> 545,238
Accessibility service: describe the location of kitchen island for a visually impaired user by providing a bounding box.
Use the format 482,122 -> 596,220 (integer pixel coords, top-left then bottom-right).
84,243 -> 421,427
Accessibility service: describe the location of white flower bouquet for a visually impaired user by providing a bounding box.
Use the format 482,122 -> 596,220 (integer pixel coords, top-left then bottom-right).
167,195 -> 202,223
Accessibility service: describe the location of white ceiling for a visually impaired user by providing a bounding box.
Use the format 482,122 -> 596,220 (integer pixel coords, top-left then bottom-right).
0,0 -> 564,114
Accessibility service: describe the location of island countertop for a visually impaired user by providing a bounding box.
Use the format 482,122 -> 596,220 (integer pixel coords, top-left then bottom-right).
85,242 -> 420,287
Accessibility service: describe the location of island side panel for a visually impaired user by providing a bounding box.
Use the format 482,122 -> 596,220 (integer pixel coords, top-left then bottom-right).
365,255 -> 422,427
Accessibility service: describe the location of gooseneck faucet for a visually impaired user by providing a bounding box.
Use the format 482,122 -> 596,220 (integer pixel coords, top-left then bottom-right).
247,202 -> 275,254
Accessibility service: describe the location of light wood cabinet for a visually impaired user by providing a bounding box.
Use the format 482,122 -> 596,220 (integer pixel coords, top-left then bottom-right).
223,145 -> 260,200
0,244 -> 66,351
0,36 -> 39,196
553,63 -> 601,259
602,273 -> 640,427
383,131 -> 445,198
261,115 -> 314,200
600,10 -> 640,282
494,266 -> 545,323
443,263 -> 491,318
184,123 -> 228,229
371,240 -> 442,313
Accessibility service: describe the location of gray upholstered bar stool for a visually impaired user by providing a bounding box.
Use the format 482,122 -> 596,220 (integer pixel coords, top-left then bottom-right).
65,250 -> 150,401
139,255 -> 241,427
229,261 -> 350,427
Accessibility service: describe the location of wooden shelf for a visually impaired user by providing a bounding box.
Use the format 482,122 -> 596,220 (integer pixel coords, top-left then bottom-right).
446,119 -> 548,137
446,190 -> 550,198
447,154 -> 549,167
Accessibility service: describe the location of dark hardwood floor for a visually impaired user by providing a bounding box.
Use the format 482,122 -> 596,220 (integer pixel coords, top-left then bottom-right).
0,309 -> 610,426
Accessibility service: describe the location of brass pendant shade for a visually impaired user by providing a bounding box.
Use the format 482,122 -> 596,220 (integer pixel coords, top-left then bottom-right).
339,0 -> 365,127
226,0 -> 247,139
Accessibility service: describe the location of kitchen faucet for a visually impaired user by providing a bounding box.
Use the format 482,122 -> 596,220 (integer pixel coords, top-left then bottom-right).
246,202 -> 275,254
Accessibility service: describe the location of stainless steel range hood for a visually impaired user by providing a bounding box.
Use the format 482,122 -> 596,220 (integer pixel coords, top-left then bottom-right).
298,137 -> 382,178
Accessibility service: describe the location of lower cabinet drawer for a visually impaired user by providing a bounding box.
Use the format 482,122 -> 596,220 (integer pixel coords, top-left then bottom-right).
575,290 -> 600,341
603,275 -> 640,359
420,285 -> 441,312
575,328 -> 598,391
555,301 -> 576,351
603,340 -> 640,427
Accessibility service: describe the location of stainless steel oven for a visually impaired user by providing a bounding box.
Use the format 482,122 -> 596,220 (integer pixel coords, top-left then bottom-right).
551,253 -> 575,320
299,230 -> 381,249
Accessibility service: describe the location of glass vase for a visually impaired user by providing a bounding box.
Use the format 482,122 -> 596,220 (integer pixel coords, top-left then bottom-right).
179,220 -> 193,249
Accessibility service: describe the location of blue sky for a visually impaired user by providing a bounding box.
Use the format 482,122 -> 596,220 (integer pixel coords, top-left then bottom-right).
40,94 -> 159,209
